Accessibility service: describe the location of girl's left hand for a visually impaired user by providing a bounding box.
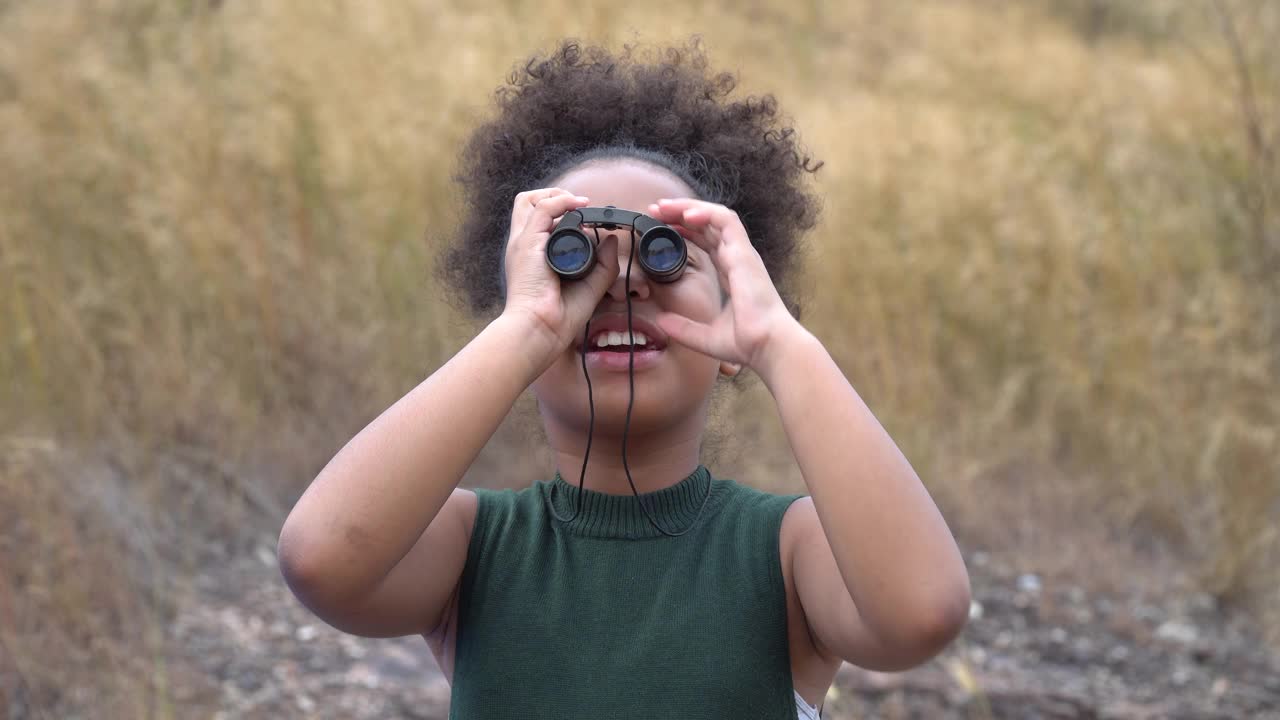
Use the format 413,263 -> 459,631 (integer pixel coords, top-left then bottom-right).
646,198 -> 805,375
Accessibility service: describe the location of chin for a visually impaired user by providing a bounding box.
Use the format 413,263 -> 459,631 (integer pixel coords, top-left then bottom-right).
533,362 -> 716,433
538,392 -> 682,437
573,395 -> 676,433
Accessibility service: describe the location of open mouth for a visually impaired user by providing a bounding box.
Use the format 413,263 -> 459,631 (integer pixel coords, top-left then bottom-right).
574,314 -> 670,357
583,330 -> 663,354
576,320 -> 665,351
575,323 -> 668,372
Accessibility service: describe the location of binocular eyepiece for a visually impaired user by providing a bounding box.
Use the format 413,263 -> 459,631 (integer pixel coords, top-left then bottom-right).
545,206 -> 687,283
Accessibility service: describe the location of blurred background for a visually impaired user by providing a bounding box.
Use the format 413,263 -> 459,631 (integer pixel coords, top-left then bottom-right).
2,0 -> 1277,717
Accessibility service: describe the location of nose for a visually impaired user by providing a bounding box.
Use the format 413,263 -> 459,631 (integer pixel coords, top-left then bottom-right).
603,232 -> 651,301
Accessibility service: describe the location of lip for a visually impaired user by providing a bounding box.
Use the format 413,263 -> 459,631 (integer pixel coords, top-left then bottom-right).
581,347 -> 665,373
573,312 -> 669,352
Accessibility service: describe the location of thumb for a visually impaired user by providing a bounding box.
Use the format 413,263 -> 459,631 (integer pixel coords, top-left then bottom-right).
656,311 -> 715,358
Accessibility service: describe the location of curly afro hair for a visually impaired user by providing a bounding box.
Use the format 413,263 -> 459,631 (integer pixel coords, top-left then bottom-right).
436,37 -> 822,322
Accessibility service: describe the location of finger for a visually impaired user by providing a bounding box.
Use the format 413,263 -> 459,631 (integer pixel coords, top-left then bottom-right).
650,201 -> 730,257
511,189 -> 582,240
648,204 -> 740,283
648,197 -> 706,219
676,207 -> 766,280
675,205 -> 736,240
513,186 -> 575,212
517,188 -> 581,222
647,199 -> 697,231
655,310 -> 718,359
520,193 -> 591,239
648,203 -> 717,251
510,188 -> 565,229
665,222 -> 700,239
683,219 -> 722,256
674,220 -> 730,279
688,236 -> 729,284
656,217 -> 706,245
675,226 -> 721,267
649,198 -> 722,228
656,199 -> 750,250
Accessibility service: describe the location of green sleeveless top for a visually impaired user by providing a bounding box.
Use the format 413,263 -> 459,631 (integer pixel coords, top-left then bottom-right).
449,465 -> 805,719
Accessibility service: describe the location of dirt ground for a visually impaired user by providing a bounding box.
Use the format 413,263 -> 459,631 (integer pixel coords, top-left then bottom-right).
138,543 -> 1280,720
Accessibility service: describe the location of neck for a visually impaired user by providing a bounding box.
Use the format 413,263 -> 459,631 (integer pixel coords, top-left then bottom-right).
539,381 -> 715,495
545,417 -> 705,496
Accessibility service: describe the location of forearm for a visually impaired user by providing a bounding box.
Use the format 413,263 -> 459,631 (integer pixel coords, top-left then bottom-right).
760,326 -> 969,641
278,312 -> 552,596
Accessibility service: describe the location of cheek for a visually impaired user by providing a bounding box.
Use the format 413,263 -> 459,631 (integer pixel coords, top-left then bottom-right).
529,360 -> 577,399
661,277 -> 721,318
669,345 -> 722,385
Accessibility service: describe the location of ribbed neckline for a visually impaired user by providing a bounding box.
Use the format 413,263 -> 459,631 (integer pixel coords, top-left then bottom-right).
545,464 -> 718,539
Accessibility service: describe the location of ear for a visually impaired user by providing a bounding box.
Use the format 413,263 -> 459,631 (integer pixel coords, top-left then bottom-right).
719,360 -> 741,377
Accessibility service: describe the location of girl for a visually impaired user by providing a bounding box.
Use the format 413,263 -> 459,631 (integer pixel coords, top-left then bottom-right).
278,40 -> 971,719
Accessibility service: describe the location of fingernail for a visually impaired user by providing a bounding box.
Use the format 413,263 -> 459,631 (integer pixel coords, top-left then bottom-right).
576,196 -> 589,202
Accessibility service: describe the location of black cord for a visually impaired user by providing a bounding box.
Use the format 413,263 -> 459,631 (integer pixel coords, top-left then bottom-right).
547,239 -> 599,524
550,222 -> 713,536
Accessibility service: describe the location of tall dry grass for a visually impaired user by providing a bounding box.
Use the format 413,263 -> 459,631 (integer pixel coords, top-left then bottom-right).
1,0 -> 1277,714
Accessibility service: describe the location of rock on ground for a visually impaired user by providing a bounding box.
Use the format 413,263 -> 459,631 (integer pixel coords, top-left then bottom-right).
160,547 -> 1280,719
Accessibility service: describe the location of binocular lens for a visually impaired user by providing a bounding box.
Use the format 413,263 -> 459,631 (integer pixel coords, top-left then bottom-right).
641,234 -> 682,274
544,215 -> 686,282
547,232 -> 593,277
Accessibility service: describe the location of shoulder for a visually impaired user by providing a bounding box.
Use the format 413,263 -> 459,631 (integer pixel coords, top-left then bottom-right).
665,475 -> 805,601
713,476 -> 805,511
467,482 -> 549,542
446,487 -> 480,537
705,477 -> 806,533
779,495 -> 819,561
470,482 -> 537,508
708,477 -> 807,562
469,482 -> 541,514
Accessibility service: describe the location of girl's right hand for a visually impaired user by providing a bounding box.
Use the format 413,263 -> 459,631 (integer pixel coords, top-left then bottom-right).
501,188 -> 620,357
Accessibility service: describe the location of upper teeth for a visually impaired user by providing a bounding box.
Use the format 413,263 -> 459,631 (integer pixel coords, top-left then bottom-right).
595,331 -> 648,348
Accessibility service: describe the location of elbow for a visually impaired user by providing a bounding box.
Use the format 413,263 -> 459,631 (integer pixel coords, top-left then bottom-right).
278,513 -> 388,618
871,576 -> 972,671
920,580 -> 972,653
905,575 -> 973,666
277,520 -> 345,611
277,523 -> 320,600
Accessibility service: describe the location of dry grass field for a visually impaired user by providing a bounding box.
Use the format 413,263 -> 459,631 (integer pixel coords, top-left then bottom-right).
1,0 -> 1277,716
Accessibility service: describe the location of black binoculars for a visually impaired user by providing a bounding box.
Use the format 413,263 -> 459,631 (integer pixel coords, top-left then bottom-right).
545,206 -> 687,283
